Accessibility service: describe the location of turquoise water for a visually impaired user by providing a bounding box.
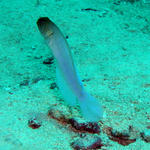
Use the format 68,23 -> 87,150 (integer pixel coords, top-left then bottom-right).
0,0 -> 150,149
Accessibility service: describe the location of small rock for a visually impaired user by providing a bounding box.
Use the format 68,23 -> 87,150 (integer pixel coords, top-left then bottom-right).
43,57 -> 54,64
28,117 -> 42,129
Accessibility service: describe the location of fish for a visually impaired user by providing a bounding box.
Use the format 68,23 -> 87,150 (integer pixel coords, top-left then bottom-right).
37,17 -> 103,122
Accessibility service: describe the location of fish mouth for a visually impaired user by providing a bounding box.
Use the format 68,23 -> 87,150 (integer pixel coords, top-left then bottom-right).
37,17 -> 54,38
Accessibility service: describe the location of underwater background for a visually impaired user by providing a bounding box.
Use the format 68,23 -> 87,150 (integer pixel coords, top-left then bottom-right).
0,0 -> 150,149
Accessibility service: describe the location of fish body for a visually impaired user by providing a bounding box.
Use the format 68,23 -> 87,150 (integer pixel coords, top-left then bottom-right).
37,17 -> 103,122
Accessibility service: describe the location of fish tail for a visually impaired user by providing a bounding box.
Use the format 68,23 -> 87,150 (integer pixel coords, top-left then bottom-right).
78,91 -> 103,122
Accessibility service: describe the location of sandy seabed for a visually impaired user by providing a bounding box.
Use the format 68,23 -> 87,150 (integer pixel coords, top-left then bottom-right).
0,0 -> 150,149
